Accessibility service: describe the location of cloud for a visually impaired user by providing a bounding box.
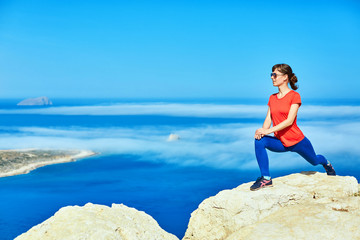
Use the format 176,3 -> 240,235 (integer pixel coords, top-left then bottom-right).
1,103 -> 360,120
0,124 -> 257,170
0,103 -> 265,118
1,103 -> 359,172
1,120 -> 360,171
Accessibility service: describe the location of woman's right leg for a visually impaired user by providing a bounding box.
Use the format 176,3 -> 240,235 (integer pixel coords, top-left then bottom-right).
254,136 -> 287,177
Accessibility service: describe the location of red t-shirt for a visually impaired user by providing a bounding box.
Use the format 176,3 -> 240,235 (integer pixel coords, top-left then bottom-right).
267,90 -> 305,147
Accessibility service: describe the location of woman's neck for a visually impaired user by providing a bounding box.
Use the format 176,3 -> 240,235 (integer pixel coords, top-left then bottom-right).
277,85 -> 291,97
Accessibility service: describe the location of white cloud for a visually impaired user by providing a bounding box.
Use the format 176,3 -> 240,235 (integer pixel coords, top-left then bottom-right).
1,120 -> 360,171
2,103 -> 360,120
1,103 -> 359,173
0,103 -> 266,118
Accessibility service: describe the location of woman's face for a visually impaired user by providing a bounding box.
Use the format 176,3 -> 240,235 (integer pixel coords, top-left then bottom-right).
271,68 -> 288,87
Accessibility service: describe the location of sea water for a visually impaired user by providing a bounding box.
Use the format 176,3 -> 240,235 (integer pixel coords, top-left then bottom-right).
0,98 -> 359,240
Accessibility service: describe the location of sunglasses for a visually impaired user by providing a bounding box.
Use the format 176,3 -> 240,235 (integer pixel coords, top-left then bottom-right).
270,73 -> 285,78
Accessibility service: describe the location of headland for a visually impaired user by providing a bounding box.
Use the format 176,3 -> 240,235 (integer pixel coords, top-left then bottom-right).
0,149 -> 96,178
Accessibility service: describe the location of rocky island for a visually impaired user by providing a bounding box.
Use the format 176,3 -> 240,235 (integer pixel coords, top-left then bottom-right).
15,172 -> 360,240
0,149 -> 95,178
17,96 -> 53,106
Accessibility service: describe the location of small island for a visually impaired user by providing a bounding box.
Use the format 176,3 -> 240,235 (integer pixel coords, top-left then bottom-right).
0,149 -> 96,178
17,96 -> 53,106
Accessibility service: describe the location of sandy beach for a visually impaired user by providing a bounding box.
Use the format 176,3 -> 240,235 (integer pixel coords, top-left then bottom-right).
0,149 -> 97,178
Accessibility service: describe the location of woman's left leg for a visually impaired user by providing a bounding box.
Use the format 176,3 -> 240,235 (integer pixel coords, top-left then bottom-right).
290,137 -> 327,166
290,137 -> 336,175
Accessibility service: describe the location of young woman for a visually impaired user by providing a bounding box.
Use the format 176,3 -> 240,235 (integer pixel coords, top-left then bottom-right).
250,63 -> 336,191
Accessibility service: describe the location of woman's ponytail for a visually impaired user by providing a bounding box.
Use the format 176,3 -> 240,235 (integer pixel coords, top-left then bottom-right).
289,73 -> 298,90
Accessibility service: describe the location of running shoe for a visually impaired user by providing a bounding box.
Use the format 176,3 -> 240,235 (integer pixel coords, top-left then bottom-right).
250,176 -> 273,191
323,162 -> 336,176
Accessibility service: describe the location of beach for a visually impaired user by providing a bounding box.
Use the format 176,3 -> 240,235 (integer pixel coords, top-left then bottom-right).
0,149 -> 96,178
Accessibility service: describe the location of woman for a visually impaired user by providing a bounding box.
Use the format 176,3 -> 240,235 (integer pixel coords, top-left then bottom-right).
250,63 -> 336,191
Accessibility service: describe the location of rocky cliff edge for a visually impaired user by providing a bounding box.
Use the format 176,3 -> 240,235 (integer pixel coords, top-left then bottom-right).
16,172 -> 360,240
183,172 -> 359,240
15,203 -> 179,240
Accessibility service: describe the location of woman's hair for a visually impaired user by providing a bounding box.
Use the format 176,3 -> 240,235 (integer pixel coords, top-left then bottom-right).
272,63 -> 298,90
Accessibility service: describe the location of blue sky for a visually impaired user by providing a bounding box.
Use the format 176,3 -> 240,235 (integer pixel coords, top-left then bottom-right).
0,0 -> 359,99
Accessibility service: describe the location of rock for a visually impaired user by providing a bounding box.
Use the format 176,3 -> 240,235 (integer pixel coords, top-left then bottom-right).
183,172 -> 360,240
15,203 -> 179,240
14,173 -> 360,240
167,133 -> 180,141
17,96 -> 53,106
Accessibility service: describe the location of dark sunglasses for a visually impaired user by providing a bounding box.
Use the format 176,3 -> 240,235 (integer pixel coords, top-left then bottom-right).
270,73 -> 285,78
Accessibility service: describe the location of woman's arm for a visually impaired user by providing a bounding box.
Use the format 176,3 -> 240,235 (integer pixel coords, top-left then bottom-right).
255,104 -> 300,138
255,107 -> 272,139
262,107 -> 272,129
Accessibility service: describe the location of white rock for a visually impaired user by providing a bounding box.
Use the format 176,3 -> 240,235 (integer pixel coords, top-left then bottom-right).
183,172 -> 360,240
15,203 -> 179,240
167,134 -> 180,141
17,96 -> 53,106
14,172 -> 360,240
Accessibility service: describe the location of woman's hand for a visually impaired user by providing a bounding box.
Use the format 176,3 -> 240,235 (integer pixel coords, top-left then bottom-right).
254,128 -> 270,140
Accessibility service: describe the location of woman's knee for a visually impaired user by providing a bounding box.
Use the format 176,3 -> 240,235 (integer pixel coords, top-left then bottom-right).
255,137 -> 266,148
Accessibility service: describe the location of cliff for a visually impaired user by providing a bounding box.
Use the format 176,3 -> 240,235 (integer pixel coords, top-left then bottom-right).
17,96 -> 53,106
15,172 -> 360,240
183,172 -> 360,240
15,203 -> 179,240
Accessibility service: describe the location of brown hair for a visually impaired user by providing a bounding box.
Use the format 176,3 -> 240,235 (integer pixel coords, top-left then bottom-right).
272,63 -> 298,90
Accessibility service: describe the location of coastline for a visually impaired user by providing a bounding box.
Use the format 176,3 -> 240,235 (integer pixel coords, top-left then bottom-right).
0,149 -> 97,178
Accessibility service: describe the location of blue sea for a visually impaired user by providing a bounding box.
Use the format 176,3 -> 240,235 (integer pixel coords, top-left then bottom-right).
0,98 -> 359,240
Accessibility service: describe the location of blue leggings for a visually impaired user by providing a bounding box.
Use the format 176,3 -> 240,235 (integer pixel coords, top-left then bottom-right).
255,136 -> 327,177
